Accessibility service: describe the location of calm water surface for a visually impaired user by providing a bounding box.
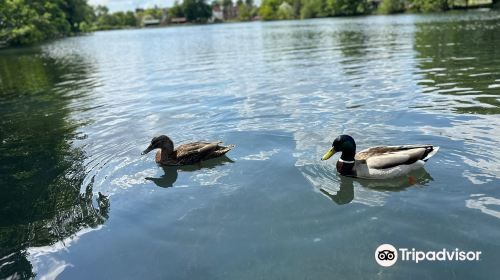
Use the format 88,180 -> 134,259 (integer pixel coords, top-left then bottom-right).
1,10 -> 500,279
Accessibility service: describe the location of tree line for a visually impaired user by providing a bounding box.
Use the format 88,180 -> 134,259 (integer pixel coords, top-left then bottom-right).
1,0 -> 498,47
0,0 -> 94,45
259,0 -> 498,20
0,0 -> 215,46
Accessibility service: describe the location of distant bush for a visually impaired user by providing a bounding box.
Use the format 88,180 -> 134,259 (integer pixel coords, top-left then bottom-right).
378,0 -> 404,14
278,2 -> 295,19
410,0 -> 451,12
260,2 -> 277,20
300,0 -> 327,19
328,0 -> 370,16
184,0 -> 212,22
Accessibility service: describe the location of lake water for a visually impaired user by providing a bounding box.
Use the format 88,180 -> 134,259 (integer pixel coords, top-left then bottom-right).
1,10 -> 500,279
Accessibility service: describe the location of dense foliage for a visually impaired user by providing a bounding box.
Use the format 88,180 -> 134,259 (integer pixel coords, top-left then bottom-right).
410,0 -> 452,12
169,1 -> 185,18
168,0 -> 212,22
93,5 -> 137,30
237,0 -> 258,21
184,0 -> 212,22
259,0 -> 371,20
0,0 -> 214,46
257,0 -> 498,20
0,0 -> 496,46
0,0 -> 93,45
378,0 -> 404,14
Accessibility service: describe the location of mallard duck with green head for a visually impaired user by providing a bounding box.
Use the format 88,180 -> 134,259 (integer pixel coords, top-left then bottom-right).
321,135 -> 439,179
142,135 -> 235,166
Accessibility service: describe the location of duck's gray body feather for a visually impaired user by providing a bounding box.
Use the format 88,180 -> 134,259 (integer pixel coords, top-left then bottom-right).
351,145 -> 439,179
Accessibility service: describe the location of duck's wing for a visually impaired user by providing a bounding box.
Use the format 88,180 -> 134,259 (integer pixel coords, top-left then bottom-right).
356,145 -> 436,170
175,141 -> 222,158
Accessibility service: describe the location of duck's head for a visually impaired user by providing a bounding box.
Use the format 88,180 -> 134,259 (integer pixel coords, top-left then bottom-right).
321,134 -> 356,161
141,135 -> 174,155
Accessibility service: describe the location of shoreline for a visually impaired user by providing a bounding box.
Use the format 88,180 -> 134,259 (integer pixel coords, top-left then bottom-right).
1,6 -> 499,49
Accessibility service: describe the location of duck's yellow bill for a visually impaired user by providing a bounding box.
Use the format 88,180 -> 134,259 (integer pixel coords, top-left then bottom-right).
321,147 -> 336,161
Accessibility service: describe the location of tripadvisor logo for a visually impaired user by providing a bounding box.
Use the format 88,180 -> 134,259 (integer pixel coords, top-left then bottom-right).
375,244 -> 482,267
375,244 -> 398,267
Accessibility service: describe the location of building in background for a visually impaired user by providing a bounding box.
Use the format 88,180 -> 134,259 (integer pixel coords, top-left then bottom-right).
212,3 -> 224,22
142,15 -> 160,27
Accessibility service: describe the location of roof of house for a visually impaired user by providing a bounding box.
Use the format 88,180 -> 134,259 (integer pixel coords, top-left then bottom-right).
171,17 -> 187,23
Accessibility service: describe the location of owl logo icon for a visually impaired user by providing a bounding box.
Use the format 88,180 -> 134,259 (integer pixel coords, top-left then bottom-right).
375,244 -> 398,267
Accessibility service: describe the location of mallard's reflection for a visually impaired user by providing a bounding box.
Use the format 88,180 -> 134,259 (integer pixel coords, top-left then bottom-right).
319,169 -> 434,205
146,156 -> 234,188
320,176 -> 355,205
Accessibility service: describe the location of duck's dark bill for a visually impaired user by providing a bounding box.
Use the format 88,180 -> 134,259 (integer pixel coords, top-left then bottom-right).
321,147 -> 336,160
141,146 -> 153,155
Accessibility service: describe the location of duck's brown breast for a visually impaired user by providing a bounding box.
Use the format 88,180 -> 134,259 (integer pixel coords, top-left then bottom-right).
155,150 -> 161,163
336,160 -> 356,177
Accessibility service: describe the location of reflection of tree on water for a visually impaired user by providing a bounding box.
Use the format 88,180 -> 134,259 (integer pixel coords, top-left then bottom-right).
0,49 -> 109,279
333,28 -> 372,86
414,18 -> 500,114
146,156 -> 234,188
319,169 -> 434,205
1,181 -> 110,279
335,30 -> 370,60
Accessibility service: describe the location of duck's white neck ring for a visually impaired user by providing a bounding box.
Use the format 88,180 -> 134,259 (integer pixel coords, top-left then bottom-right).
338,158 -> 355,164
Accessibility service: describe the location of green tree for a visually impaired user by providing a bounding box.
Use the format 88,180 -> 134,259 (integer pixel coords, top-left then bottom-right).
0,0 -> 98,46
277,1 -> 295,19
168,1 -> 185,18
183,0 -> 212,22
143,6 -> 163,19
300,0 -> 327,18
293,0 -> 302,17
327,0 -> 369,16
94,5 -> 109,17
124,11 -> 137,26
238,3 -> 253,20
410,0 -> 451,12
60,0 -> 94,32
92,6 -> 138,30
378,0 -> 404,14
260,5 -> 275,19
0,0 -> 71,45
259,0 -> 282,20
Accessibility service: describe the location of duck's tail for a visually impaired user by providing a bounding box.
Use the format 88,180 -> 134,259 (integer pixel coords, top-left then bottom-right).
214,144 -> 235,156
423,146 -> 439,162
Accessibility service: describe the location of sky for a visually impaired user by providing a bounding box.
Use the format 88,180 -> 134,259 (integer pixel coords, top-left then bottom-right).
88,0 -> 176,12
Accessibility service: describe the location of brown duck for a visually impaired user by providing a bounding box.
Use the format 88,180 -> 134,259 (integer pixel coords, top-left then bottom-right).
141,135 -> 235,166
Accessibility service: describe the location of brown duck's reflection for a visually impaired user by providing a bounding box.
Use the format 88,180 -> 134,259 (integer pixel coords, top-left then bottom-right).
319,169 -> 434,205
145,156 -> 234,188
